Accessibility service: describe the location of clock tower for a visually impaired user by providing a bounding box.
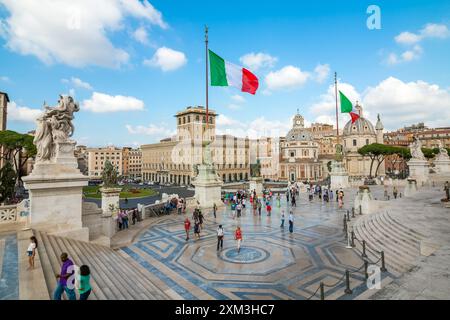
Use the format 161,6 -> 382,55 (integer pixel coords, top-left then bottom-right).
292,108 -> 304,129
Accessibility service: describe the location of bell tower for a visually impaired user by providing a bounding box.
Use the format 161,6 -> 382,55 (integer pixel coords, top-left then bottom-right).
293,108 -> 304,128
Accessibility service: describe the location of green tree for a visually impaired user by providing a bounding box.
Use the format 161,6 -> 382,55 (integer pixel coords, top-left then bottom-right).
0,162 -> 17,204
358,143 -> 407,178
0,130 -> 37,183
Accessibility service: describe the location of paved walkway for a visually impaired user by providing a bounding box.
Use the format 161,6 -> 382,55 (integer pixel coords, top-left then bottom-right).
119,190 -> 393,300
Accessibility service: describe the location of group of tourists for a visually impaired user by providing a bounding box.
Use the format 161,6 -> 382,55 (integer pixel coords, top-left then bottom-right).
116,208 -> 139,230
216,225 -> 243,252
28,238 -> 93,300
184,206 -> 205,241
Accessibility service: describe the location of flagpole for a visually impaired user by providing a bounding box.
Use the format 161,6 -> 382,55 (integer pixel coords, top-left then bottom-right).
205,25 -> 209,132
334,72 -> 339,145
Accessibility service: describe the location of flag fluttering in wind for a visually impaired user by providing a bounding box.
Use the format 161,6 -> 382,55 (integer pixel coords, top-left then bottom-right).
339,91 -> 360,123
209,50 -> 259,94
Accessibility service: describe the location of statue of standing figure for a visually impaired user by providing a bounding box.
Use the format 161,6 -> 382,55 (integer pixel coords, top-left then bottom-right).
409,136 -> 425,160
33,95 -> 80,162
436,141 -> 449,160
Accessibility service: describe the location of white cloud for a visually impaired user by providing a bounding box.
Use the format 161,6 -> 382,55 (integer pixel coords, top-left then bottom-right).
62,77 -> 93,90
0,76 -> 11,82
7,101 -> 42,122
226,104 -> 241,110
0,0 -> 167,68
143,47 -> 187,72
420,23 -> 450,39
313,64 -> 330,83
239,52 -> 277,71
363,77 -> 450,129
265,66 -> 310,91
308,76 -> 450,130
389,23 -> 449,65
395,31 -> 422,45
231,94 -> 246,103
386,45 -> 422,65
216,114 -> 291,138
132,26 -> 149,44
126,123 -> 174,139
82,92 -> 145,113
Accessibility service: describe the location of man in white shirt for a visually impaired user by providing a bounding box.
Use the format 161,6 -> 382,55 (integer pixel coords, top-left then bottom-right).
217,225 -> 224,251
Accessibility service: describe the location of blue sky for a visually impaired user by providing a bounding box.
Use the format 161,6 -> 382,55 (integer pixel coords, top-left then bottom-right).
0,0 -> 449,147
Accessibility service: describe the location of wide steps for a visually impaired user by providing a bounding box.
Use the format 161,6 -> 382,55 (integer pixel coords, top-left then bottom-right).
35,230 -> 168,300
352,211 -> 423,276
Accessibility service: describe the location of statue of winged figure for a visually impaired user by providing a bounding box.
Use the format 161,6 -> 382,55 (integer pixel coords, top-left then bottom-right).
34,95 -> 80,162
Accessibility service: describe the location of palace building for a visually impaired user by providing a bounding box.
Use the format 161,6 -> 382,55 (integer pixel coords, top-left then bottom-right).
141,106 -> 253,185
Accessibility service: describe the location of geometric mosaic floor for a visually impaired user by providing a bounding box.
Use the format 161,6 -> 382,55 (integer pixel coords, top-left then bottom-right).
0,232 -> 19,300
121,194 -> 392,300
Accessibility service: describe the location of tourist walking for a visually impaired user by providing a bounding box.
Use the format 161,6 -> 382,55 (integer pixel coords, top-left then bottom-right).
330,190 -> 333,200
198,211 -> 204,230
194,221 -> 201,240
338,191 -> 344,209
288,211 -> 294,233
184,217 -> 191,241
217,225 -> 224,251
286,191 -> 289,203
257,200 -> 262,216
276,194 -> 281,207
445,181 -> 450,201
77,265 -> 92,300
266,203 -> 272,216
280,209 -> 285,228
213,203 -> 217,219
53,253 -> 76,300
27,236 -> 38,269
393,186 -> 398,199
236,202 -> 242,218
177,201 -> 183,215
234,226 -> 243,253
291,195 -> 296,207
131,209 -> 138,225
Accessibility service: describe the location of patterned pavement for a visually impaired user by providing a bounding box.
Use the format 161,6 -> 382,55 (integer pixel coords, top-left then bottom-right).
0,233 -> 19,300
121,192 -> 392,300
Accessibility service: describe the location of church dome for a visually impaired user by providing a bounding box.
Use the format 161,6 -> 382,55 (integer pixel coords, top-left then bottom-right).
286,127 -> 313,141
343,117 -> 376,136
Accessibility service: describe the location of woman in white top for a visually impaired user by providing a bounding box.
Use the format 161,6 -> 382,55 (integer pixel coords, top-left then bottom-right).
27,236 -> 38,269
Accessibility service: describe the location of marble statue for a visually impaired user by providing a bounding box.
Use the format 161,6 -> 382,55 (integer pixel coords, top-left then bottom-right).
33,95 -> 80,162
409,136 -> 425,160
102,160 -> 119,187
335,143 -> 344,162
436,141 -> 449,160
250,159 -> 262,178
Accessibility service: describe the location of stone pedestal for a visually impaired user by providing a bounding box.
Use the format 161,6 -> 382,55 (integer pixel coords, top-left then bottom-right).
23,162 -> 89,241
249,177 -> 264,197
434,159 -> 450,174
404,178 -> 418,197
354,186 -> 373,214
192,164 -> 223,209
330,160 -> 349,189
407,159 -> 429,185
100,187 -> 121,217
54,141 -> 78,169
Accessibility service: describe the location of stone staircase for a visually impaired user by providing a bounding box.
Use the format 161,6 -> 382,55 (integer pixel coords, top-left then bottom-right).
352,210 -> 424,276
34,230 -> 169,300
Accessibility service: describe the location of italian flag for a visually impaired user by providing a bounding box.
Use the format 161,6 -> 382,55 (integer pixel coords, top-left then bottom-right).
340,91 -> 360,123
209,50 -> 259,94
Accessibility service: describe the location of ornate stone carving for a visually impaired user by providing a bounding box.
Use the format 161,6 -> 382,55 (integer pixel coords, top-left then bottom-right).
34,95 -> 80,163
409,136 -> 425,160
